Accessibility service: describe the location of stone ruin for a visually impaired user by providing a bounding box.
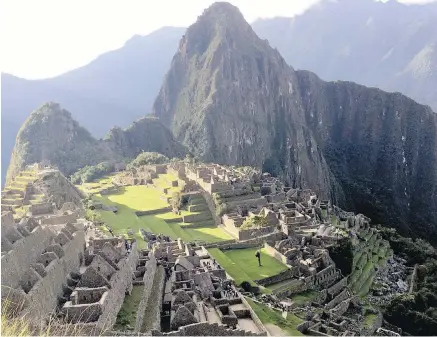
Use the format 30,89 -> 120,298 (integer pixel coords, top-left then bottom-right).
1,210 -> 85,324
1,163 -> 404,336
154,240 -> 267,336
53,236 -> 139,334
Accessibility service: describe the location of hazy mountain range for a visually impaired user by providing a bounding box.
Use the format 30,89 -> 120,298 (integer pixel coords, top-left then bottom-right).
6,1 -> 436,244
2,0 -> 436,186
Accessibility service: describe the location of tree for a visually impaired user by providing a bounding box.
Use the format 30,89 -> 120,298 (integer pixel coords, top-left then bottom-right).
126,152 -> 169,169
241,215 -> 269,230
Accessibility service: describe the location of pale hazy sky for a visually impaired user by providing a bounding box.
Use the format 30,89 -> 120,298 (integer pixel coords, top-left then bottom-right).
0,0 -> 435,79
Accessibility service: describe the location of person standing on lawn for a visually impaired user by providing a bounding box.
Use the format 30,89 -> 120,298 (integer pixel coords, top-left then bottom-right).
255,250 -> 261,266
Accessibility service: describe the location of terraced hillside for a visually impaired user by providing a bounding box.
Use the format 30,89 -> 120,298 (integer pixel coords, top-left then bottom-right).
348,227 -> 393,297
1,169 -> 46,219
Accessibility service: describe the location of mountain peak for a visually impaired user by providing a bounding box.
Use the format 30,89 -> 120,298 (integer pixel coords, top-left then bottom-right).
181,1 -> 253,53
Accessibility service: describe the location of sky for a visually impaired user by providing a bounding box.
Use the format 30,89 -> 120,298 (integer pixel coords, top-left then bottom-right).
0,0 -> 435,79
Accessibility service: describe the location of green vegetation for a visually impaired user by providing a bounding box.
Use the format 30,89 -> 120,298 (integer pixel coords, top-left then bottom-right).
71,161 -> 116,184
208,247 -> 288,287
126,151 -> 169,170
288,290 -> 319,306
348,228 -> 392,296
246,298 -> 303,336
240,215 -> 269,230
86,177 -> 232,247
363,312 -> 378,329
380,227 -> 437,335
114,285 -> 144,330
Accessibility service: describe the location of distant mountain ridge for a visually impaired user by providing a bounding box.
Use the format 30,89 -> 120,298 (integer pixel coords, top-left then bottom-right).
2,0 -> 436,186
1,26 -> 185,185
252,0 -> 437,112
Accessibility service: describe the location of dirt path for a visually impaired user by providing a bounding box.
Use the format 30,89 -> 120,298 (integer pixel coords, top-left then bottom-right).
265,323 -> 288,336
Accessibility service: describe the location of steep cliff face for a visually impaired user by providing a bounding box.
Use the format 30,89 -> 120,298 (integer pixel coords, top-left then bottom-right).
252,0 -> 437,112
153,2 -> 339,199
296,71 -> 437,241
105,116 -> 188,159
152,2 -> 437,240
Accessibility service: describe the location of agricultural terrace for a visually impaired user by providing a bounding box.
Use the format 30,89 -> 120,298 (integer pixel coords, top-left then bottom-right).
2,169 -> 45,219
246,298 -> 303,336
208,247 -> 288,290
82,173 -> 233,248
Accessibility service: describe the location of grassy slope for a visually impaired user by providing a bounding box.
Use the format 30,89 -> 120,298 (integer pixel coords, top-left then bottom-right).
246,298 -> 303,336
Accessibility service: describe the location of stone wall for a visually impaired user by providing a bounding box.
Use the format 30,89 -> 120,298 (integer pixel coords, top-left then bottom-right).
409,264 -> 418,294
255,268 -> 297,287
204,240 -> 249,250
327,277 -> 348,297
1,225 -> 55,289
238,226 -> 275,241
330,299 -> 350,316
135,254 -> 157,332
263,242 -> 288,265
29,202 -> 55,215
151,322 -> 267,336
182,212 -> 213,223
135,207 -> 172,216
95,242 -> 138,331
326,288 -> 350,309
24,229 -> 85,321
240,296 -> 268,334
40,211 -> 81,225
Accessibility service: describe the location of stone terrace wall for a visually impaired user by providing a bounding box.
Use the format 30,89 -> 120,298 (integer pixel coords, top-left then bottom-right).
151,322 -> 267,336
40,211 -> 81,225
255,268 -> 297,287
263,242 -> 288,265
206,241 -> 257,250
327,277 -> 348,297
238,226 -> 275,241
240,296 -> 268,334
135,254 -> 157,332
96,242 -> 138,331
135,207 -> 172,216
202,191 -> 222,226
1,225 -> 55,289
25,229 -> 85,321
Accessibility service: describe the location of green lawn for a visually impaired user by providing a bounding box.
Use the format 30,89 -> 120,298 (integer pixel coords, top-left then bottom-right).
363,312 -> 378,329
246,298 -> 303,336
208,247 -> 288,286
114,285 -> 144,330
92,184 -> 232,246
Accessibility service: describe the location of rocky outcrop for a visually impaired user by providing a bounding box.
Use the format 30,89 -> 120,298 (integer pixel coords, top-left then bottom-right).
152,2 -> 437,241
7,103 -> 187,183
6,102 -> 118,184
